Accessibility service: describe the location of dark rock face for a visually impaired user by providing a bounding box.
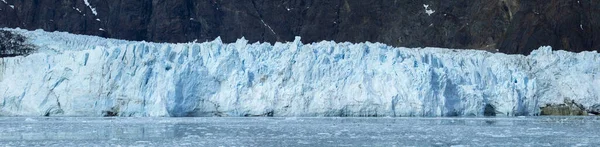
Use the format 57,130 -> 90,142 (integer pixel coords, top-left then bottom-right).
0,30 -> 35,57
0,0 -> 598,54
499,0 -> 600,54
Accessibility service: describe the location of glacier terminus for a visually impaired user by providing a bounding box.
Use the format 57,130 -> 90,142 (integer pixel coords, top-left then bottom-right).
0,29 -> 599,117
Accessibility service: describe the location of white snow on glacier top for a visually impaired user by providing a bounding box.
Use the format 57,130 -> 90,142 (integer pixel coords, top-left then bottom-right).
0,28 -> 599,117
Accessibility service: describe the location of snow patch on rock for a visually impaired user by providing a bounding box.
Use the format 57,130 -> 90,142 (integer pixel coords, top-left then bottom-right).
83,0 -> 97,16
423,4 -> 435,16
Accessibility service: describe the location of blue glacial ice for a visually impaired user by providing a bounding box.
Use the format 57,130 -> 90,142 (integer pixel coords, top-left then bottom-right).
0,28 -> 599,117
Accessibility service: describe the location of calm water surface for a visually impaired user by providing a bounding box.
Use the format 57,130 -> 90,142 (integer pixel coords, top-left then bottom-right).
0,117 -> 599,146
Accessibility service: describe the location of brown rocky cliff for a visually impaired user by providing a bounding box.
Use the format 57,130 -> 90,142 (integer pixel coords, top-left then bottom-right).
499,0 -> 600,54
0,0 -> 597,55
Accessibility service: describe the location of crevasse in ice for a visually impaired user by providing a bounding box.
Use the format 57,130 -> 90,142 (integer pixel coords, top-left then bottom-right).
1,29 -> 599,117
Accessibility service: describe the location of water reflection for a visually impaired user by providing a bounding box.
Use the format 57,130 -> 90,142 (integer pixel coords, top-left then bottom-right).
485,120 -> 496,125
0,117 -> 599,146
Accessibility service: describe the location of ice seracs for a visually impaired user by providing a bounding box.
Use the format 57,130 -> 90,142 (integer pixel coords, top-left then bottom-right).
0,28 -> 599,117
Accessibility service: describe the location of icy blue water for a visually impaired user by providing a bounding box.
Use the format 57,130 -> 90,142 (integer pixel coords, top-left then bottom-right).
0,117 -> 598,146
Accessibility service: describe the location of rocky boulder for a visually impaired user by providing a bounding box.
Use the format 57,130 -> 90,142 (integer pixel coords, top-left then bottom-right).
540,98 -> 587,116
588,104 -> 600,115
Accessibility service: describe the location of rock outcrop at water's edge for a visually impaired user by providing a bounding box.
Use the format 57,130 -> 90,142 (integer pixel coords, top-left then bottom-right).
588,104 -> 600,115
539,98 -> 587,116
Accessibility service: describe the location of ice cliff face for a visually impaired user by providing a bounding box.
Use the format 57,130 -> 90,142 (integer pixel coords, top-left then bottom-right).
1,29 -> 599,117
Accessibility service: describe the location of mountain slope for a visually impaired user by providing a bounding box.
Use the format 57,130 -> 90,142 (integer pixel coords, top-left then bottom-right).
0,0 -> 598,54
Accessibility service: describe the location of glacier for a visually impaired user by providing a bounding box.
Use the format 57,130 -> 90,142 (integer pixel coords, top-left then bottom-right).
0,28 -> 599,117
